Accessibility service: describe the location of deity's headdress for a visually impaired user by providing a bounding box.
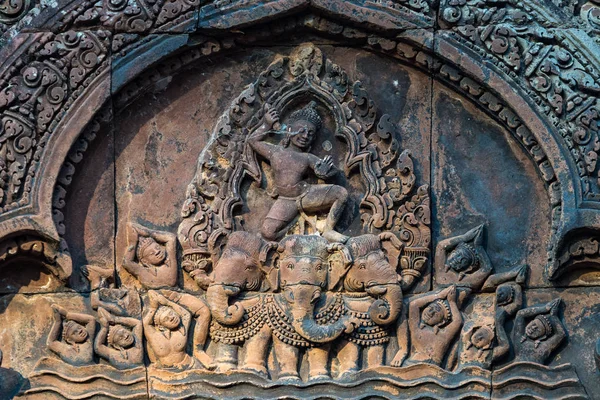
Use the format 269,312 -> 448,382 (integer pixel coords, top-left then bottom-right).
288,101 -> 322,130
496,284 -> 515,306
107,325 -> 120,347
446,242 -> 480,281
154,305 -> 185,338
422,299 -> 452,334
435,299 -> 452,326
534,314 -> 553,337
136,236 -> 157,264
107,325 -> 131,359
62,320 -> 81,344
522,314 -> 554,348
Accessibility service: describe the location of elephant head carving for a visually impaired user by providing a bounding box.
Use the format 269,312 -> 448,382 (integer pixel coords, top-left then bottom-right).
269,235 -> 351,344
206,231 -> 275,326
329,234 -> 403,326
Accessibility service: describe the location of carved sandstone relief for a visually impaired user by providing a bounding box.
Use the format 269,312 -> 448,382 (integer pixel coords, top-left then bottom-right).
0,43 -> 591,399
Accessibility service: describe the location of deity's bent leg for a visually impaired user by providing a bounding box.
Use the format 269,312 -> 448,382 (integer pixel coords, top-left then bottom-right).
261,198 -> 299,241
300,184 -> 349,242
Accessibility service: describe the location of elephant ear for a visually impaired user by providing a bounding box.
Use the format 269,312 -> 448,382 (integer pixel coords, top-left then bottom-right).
473,224 -> 485,246
327,243 -> 352,291
259,241 -> 281,292
379,232 -> 403,272
208,229 -> 229,267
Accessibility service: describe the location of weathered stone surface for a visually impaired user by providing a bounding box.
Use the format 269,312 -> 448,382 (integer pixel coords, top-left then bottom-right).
432,82 -> 552,288
0,1 -> 600,399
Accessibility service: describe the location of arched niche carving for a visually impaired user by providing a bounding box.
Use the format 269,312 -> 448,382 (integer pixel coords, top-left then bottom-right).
0,5 -> 598,283
0,4 -> 599,398
177,43 -> 428,275
46,24 -> 572,284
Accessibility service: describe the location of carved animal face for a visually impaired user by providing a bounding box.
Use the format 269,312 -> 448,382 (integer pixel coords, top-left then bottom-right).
471,326 -> 494,349
445,243 -> 475,272
156,306 -> 181,330
66,322 -> 88,343
279,255 -> 327,288
111,326 -> 135,349
276,235 -> 331,289
213,248 -> 264,291
283,284 -> 322,307
525,318 -> 546,340
422,302 -> 445,327
345,249 -> 397,291
141,240 -> 166,266
289,120 -> 316,150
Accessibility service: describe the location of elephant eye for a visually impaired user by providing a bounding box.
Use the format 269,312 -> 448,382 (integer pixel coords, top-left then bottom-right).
287,263 -> 294,270
315,263 -> 322,271
359,263 -> 366,269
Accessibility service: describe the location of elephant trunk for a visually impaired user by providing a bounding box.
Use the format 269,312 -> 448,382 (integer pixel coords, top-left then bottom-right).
206,284 -> 245,326
286,285 -> 347,344
291,307 -> 347,344
367,284 -> 403,326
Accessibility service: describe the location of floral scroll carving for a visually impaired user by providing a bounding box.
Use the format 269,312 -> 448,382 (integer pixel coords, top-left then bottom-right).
0,30 -> 109,213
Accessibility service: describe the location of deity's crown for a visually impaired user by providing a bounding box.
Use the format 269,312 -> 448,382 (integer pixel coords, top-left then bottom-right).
62,320 -> 80,343
534,314 -> 553,337
456,242 -> 479,267
154,306 -> 175,328
136,236 -> 157,262
107,325 -> 120,347
288,101 -> 323,130
434,299 -> 452,325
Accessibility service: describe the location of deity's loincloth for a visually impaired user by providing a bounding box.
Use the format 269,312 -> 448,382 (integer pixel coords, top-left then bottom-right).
165,353 -> 204,371
266,183 -> 337,222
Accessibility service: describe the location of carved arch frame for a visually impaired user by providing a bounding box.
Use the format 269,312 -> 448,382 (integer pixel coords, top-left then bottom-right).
0,4 -> 597,282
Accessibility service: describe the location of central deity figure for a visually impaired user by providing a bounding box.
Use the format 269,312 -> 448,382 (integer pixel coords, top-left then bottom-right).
248,101 -> 349,243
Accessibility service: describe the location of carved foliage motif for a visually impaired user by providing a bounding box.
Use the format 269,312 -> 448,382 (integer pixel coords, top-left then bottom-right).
0,0 -> 592,387
0,0 -> 33,33
0,30 -> 109,212
0,1 -> 597,396
59,0 -> 199,32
